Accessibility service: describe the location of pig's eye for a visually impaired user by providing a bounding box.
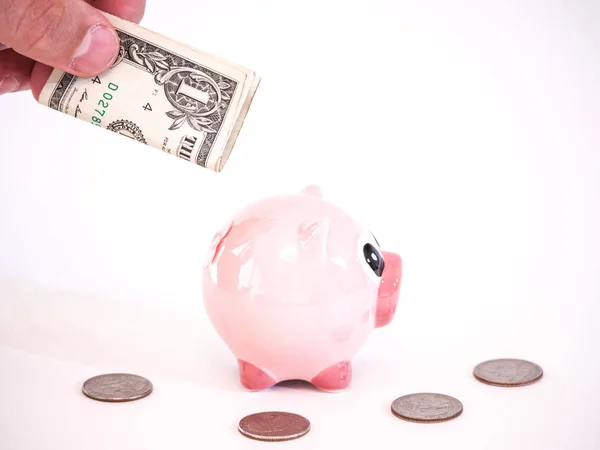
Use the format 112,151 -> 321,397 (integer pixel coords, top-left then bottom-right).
363,243 -> 384,277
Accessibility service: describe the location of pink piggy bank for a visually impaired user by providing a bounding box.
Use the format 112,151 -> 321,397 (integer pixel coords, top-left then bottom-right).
202,185 -> 402,391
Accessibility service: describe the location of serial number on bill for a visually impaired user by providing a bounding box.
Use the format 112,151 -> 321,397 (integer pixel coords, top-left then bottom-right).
91,78 -> 119,126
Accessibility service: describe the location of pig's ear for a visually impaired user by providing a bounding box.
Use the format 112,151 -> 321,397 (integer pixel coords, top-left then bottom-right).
298,218 -> 330,254
301,184 -> 323,198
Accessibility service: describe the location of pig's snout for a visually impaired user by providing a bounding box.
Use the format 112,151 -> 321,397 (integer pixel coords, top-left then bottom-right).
375,251 -> 402,328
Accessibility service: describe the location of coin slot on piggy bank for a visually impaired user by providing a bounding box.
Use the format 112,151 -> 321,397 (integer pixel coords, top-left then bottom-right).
202,185 -> 403,391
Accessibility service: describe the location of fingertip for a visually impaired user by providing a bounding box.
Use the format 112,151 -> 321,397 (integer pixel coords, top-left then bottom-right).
124,0 -> 146,24
89,0 -> 146,24
30,63 -> 54,102
0,49 -> 34,95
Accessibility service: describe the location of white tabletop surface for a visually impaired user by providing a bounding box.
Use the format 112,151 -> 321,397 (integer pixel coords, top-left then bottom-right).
1,0 -> 599,449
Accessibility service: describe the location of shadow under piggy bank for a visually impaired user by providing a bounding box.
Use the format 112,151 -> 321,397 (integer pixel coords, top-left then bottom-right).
0,275 -> 244,392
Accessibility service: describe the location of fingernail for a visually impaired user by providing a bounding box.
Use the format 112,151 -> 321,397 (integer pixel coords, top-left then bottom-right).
71,25 -> 119,76
0,76 -> 19,95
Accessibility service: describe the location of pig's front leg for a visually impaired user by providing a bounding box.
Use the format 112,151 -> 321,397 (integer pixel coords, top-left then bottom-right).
310,361 -> 352,392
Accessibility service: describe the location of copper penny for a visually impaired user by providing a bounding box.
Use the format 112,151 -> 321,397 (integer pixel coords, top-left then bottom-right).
82,373 -> 153,402
238,411 -> 310,441
391,393 -> 463,423
473,358 -> 543,387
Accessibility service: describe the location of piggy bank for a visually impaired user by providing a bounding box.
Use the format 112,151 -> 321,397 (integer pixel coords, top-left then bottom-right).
202,185 -> 402,391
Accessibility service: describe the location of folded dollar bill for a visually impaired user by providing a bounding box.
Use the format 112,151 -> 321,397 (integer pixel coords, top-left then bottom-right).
38,12 -> 260,172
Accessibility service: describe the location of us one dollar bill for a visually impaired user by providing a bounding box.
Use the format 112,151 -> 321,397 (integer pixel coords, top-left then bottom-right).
38,12 -> 260,172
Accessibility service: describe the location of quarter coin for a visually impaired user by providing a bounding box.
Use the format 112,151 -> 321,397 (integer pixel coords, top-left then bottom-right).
238,411 -> 310,441
473,358 -> 543,387
391,393 -> 463,423
82,373 -> 153,402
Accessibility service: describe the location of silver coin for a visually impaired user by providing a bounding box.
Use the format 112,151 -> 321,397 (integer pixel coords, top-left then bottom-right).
82,373 -> 153,402
391,393 -> 463,423
238,411 -> 311,441
473,358 -> 543,387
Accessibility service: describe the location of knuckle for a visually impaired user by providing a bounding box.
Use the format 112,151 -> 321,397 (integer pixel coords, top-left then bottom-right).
13,0 -> 68,52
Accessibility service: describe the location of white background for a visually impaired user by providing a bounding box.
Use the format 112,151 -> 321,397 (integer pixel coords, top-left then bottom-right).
1,0 -> 599,448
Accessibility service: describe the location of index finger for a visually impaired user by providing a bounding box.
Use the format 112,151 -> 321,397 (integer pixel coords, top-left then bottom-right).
88,0 -> 146,23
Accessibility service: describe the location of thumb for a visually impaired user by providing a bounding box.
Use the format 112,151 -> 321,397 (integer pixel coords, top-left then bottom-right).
0,0 -> 120,77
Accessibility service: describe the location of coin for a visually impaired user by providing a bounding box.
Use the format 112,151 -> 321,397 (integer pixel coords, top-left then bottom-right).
391,393 -> 463,423
238,411 -> 311,441
473,358 -> 543,387
82,373 -> 153,402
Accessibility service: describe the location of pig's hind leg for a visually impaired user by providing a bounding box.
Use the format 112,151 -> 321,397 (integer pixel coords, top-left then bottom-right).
310,361 -> 352,392
238,360 -> 278,391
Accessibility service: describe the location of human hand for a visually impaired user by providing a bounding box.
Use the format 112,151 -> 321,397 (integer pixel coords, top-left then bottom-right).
0,0 -> 146,99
